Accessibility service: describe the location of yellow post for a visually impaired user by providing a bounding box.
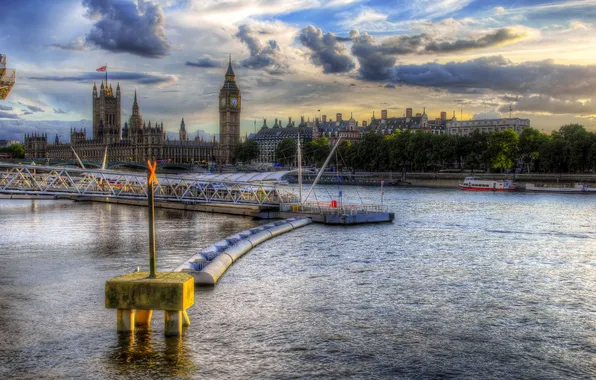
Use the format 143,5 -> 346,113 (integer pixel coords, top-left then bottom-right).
135,310 -> 153,327
164,310 -> 183,336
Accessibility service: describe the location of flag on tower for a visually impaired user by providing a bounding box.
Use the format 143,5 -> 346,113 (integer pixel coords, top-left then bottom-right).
96,66 -> 107,72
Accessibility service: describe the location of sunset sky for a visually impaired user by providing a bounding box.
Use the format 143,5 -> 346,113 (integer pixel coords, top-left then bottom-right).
1,0 -> 596,139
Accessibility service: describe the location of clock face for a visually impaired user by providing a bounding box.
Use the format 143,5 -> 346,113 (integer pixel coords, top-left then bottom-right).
231,98 -> 238,107
220,98 -> 226,106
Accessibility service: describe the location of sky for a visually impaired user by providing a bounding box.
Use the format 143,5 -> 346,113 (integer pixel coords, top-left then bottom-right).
1,0 -> 596,140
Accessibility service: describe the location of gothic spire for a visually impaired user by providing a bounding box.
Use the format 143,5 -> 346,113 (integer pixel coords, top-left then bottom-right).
225,55 -> 236,82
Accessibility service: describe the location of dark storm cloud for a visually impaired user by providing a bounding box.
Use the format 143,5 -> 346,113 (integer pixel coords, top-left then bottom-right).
29,71 -> 176,85
384,83 -> 396,88
53,108 -> 67,114
185,56 -> 223,68
393,56 -> 596,99
18,103 -> 45,113
0,111 -> 20,119
235,25 -> 290,75
350,30 -> 396,81
500,96 -> 596,115
83,0 -> 170,58
299,25 -> 355,74
0,105 -> 13,111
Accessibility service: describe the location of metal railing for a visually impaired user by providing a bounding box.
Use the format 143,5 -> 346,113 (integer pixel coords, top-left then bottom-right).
0,163 -> 297,206
280,201 -> 389,215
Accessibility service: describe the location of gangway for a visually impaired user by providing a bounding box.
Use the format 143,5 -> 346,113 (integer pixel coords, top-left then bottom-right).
0,163 -> 296,207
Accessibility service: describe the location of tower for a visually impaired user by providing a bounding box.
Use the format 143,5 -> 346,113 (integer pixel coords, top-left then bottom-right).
92,80 -> 121,142
219,56 -> 241,163
179,118 -> 187,141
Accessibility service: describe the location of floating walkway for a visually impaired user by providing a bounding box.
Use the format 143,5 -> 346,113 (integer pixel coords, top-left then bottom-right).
174,217 -> 312,285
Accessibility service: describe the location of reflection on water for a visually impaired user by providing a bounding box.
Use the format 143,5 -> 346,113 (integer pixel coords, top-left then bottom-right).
0,188 -> 595,379
109,330 -> 196,379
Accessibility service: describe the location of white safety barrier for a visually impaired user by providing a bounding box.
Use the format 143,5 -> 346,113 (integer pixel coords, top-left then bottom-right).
174,217 -> 312,285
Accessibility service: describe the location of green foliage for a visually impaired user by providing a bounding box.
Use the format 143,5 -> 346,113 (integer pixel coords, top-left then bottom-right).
0,143 -> 25,158
295,124 -> 596,173
234,139 -> 259,163
275,138 -> 297,166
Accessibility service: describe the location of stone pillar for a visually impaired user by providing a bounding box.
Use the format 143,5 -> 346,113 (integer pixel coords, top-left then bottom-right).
135,309 -> 153,327
164,310 -> 182,336
117,309 -> 135,333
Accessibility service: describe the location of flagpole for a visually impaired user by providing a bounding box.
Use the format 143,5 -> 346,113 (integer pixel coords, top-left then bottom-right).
105,63 -> 108,84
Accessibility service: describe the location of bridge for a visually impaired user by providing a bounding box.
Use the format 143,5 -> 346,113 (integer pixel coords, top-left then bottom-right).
0,163 -> 297,214
7,158 -> 194,171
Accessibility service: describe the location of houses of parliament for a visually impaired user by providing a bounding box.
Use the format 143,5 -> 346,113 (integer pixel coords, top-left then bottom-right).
24,58 -> 242,165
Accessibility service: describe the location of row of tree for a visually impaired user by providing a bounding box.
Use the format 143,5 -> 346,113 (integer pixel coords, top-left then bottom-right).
0,143 -> 24,158
235,124 -> 596,173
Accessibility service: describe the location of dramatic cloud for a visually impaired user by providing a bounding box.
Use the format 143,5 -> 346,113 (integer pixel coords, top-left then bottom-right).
185,56 -> 223,68
299,25 -> 355,74
53,108 -> 67,114
347,28 -> 528,81
0,105 -> 13,111
83,0 -> 170,58
0,111 -> 20,119
235,24 -> 290,75
350,30 -> 397,81
393,56 -> 596,99
29,71 -> 177,85
423,28 -> 528,52
18,103 -> 45,113
500,96 -> 596,115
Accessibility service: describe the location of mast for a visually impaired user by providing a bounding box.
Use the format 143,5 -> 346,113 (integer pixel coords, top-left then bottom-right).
70,146 -> 86,169
297,129 -> 302,206
303,137 -> 342,203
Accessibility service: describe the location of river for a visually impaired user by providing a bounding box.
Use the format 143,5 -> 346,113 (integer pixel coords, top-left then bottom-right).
0,186 -> 594,379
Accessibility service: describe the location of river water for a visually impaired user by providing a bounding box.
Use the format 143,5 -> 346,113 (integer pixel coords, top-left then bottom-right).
0,186 -> 594,379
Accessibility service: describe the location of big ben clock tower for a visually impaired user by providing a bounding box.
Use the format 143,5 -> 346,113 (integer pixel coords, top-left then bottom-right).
219,55 -> 241,164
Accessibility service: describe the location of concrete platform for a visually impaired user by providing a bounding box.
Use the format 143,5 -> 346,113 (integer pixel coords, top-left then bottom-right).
105,272 -> 194,336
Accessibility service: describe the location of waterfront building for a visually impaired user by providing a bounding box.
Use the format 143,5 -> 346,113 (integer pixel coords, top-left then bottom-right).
24,60 -> 244,164
251,117 -> 312,163
446,118 -> 530,136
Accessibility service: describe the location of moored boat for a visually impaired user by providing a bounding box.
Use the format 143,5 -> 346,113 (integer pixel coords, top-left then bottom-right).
459,176 -> 519,191
525,183 -> 596,193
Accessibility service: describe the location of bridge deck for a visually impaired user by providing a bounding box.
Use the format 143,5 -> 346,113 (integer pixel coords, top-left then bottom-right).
0,164 -> 296,208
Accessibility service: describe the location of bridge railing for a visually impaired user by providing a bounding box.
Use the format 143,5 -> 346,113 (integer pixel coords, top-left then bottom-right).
0,163 -> 296,206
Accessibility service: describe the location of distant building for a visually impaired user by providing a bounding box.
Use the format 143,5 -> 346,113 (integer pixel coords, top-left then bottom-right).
440,111 -> 447,121
446,118 -> 530,136
336,113 -> 342,123
251,117 -> 312,163
406,108 -> 412,118
23,59 -> 246,163
381,109 -> 387,120
0,139 -> 19,147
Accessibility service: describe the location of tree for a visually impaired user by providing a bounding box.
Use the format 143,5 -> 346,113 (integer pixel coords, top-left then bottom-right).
234,139 -> 259,163
0,143 -> 24,158
519,128 -> 549,173
485,130 -> 519,172
275,138 -> 297,166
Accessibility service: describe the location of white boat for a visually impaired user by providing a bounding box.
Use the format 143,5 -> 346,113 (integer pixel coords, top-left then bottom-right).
459,176 -> 519,191
525,183 -> 596,193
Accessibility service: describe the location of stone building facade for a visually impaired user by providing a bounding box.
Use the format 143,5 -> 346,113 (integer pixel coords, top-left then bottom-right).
24,62 -> 242,164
